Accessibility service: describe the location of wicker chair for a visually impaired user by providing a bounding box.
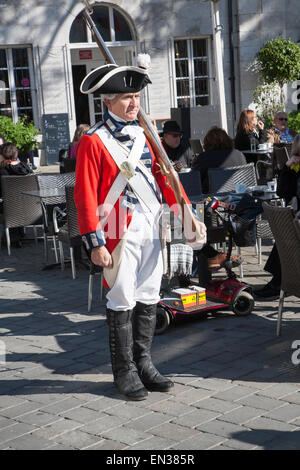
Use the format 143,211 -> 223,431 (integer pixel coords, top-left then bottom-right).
53,185 -> 104,304
263,203 -> 300,336
37,172 -> 76,262
207,164 -> 259,275
208,163 -> 257,194
284,142 -> 292,157
37,173 -> 75,205
0,174 -> 43,255
53,185 -> 82,279
179,170 -> 203,200
273,146 -> 289,175
256,160 -> 274,185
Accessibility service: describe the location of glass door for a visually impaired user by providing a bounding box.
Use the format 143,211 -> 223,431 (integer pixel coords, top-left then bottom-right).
86,62 -> 106,125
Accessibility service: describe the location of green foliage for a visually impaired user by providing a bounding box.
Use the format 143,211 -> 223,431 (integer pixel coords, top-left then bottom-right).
0,116 -> 39,155
287,110 -> 300,134
256,37 -> 300,87
253,82 -> 282,129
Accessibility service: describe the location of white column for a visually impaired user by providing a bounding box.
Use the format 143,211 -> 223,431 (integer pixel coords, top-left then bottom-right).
211,0 -> 228,132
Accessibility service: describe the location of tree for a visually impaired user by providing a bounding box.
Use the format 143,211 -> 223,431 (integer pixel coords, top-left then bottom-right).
253,82 -> 282,128
255,37 -> 300,108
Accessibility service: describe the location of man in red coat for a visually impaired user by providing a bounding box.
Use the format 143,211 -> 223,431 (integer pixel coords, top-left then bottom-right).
74,58 -> 206,400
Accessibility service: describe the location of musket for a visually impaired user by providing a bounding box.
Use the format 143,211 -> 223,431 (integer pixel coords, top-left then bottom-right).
81,0 -> 206,246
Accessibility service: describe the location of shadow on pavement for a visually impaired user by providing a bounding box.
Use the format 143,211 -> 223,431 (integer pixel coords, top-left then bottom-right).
1,243 -> 300,401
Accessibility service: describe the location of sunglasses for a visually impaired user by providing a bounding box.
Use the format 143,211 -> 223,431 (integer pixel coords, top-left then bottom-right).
167,133 -> 182,138
278,117 -> 288,121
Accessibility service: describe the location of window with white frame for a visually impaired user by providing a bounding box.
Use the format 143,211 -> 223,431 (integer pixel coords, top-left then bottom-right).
174,38 -> 210,108
70,4 -> 134,44
0,47 -> 36,123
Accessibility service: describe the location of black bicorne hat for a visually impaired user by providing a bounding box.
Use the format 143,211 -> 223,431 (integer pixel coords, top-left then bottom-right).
80,63 -> 152,95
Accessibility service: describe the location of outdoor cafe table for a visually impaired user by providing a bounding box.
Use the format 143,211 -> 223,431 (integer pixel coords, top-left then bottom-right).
21,188 -> 67,233
22,188 -> 66,200
23,187 -> 89,272
208,189 -> 280,202
22,188 -> 72,270
190,186 -> 281,204
241,148 -> 273,165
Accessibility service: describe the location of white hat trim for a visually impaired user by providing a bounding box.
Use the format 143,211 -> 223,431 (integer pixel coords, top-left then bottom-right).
80,65 -> 149,95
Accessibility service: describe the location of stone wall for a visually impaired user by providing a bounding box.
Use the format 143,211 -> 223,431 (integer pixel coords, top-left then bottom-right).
0,0 -> 299,137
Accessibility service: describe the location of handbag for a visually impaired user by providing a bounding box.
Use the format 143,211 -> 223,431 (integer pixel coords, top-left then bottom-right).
228,193 -> 263,247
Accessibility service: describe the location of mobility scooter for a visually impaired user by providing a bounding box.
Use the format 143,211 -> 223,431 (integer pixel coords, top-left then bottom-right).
155,193 -> 260,334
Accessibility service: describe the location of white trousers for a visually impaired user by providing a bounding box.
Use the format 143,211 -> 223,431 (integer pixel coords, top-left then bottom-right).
106,203 -> 163,311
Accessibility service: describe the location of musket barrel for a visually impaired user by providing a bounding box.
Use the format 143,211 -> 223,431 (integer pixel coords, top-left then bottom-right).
82,8 -> 115,64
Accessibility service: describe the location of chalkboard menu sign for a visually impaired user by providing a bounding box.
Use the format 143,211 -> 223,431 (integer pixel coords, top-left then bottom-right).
42,113 -> 70,165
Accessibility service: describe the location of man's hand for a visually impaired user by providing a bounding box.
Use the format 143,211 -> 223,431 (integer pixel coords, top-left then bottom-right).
91,246 -> 113,268
173,161 -> 184,173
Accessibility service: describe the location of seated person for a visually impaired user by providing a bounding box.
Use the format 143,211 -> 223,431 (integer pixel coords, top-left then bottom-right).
69,123 -> 90,160
266,111 -> 297,144
234,109 -> 267,152
0,142 -> 32,247
255,133 -> 300,298
192,126 -> 247,193
0,142 -> 32,197
161,120 -> 193,172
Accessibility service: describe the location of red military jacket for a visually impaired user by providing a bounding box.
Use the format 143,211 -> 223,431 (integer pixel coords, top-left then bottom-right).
74,129 -> 190,285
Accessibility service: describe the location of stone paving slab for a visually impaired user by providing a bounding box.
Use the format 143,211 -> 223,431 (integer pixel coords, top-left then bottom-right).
1,240 -> 300,450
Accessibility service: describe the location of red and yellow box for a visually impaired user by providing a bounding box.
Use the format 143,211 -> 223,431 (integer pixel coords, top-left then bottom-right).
171,288 -> 197,309
192,286 -> 206,305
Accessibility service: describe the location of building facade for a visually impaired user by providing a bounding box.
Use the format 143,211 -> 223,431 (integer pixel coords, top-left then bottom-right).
0,0 -> 299,163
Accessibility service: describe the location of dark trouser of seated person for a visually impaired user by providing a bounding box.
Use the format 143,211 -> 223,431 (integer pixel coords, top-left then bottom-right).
177,244 -> 243,288
254,245 -> 281,298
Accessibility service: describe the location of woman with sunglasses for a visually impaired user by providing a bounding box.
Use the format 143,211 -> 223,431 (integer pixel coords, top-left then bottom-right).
266,111 -> 297,144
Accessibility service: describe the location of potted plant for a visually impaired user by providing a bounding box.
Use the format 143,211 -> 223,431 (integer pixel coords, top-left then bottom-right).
0,115 -> 39,166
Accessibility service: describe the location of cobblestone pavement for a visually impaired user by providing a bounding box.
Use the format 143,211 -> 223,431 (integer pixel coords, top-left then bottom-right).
0,233 -> 300,451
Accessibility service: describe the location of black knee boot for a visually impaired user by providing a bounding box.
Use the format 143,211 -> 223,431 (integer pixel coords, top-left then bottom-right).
106,309 -> 148,401
132,302 -> 174,392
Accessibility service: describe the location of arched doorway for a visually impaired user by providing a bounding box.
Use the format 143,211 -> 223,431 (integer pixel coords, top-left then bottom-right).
69,3 -> 137,126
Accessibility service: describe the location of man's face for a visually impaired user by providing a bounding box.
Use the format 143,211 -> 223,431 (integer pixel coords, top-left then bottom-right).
105,93 -> 140,122
274,113 -> 288,131
163,132 -> 182,149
